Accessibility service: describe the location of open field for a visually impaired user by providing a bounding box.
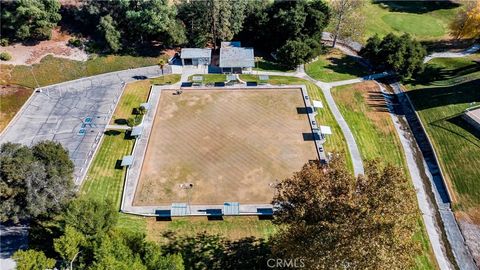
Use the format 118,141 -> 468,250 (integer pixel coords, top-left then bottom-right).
361,1 -> 460,42
0,85 -> 32,132
305,49 -> 371,82
331,81 -> 436,269
134,88 -> 318,206
0,54 -> 165,88
331,81 -> 406,168
188,74 -> 226,84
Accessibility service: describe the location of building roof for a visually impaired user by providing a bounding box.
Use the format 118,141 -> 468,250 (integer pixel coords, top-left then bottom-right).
131,126 -> 143,137
223,202 -> 240,215
121,155 -> 134,166
221,41 -> 241,48
219,47 -> 254,68
171,203 -> 188,216
319,125 -> 332,135
180,48 -> 212,59
312,100 -> 323,109
140,102 -> 150,110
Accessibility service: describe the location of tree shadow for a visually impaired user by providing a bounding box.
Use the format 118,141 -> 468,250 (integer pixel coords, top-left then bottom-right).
366,91 -> 390,113
104,130 -> 121,136
324,55 -> 371,78
161,232 -> 272,270
114,119 -> 127,125
374,0 -> 460,14
406,79 -> 480,111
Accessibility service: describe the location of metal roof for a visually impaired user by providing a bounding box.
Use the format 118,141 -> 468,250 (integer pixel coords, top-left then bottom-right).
223,202 -> 240,215
219,47 -> 254,68
319,125 -> 332,135
140,102 -> 150,110
171,203 -> 188,216
131,126 -> 143,137
121,155 -> 133,166
221,41 -> 241,48
181,48 -> 211,59
312,100 -> 323,108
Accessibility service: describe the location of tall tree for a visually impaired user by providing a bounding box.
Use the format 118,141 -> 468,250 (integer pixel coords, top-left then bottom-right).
450,0 -> 480,39
0,142 -> 75,223
330,0 -> 364,47
0,0 -> 61,41
272,156 -> 420,269
177,0 -> 248,48
54,225 -> 86,270
98,15 -> 122,52
13,250 -> 56,270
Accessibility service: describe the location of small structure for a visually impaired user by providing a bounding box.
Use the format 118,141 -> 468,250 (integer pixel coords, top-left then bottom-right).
121,155 -> 134,167
463,106 -> 480,131
219,41 -> 254,73
180,48 -> 212,66
131,126 -> 143,138
312,100 -> 323,109
319,125 -> 332,135
223,202 -> 240,215
171,203 -> 188,216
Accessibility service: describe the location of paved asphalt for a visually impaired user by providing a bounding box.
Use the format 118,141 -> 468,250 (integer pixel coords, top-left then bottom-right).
0,65 -> 167,185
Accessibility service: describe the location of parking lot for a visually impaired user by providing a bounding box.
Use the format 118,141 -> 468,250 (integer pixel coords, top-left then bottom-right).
0,65 -> 166,184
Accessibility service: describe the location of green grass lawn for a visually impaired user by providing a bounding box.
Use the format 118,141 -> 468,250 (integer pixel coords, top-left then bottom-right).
188,74 -> 226,84
360,1 -> 460,42
80,130 -> 135,208
253,60 -> 294,72
331,81 -> 435,270
110,80 -> 152,125
305,49 -> 371,82
0,54 -> 166,88
406,56 -> 480,213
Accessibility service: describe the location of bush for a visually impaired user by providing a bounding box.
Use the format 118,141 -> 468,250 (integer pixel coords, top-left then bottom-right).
0,52 -> 12,61
68,38 -> 82,48
0,39 -> 9,46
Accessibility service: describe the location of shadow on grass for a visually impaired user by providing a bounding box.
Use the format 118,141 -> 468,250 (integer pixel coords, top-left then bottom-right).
324,55 -> 371,78
406,79 -> 480,111
374,0 -> 460,14
447,116 -> 480,143
367,91 -> 390,113
407,63 -> 480,87
104,130 -> 122,136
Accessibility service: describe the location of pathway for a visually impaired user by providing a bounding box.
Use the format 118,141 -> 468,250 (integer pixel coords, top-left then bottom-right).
424,44 -> 480,63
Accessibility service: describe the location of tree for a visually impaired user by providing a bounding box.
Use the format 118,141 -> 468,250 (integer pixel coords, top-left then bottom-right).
450,0 -> 480,39
63,198 -> 118,239
54,225 -> 86,270
98,15 -> 122,52
360,33 -> 426,79
177,0 -> 248,48
272,156 -> 420,269
330,0 -> 364,47
0,142 -> 75,223
276,39 -> 311,68
0,0 -> 61,41
13,250 -> 56,270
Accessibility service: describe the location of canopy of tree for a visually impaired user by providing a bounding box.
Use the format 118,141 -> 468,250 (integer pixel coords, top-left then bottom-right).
450,0 -> 480,39
272,156 -> 421,269
71,0 -> 186,52
0,0 -> 61,41
360,33 -> 427,79
16,198 -> 185,270
0,141 -> 75,223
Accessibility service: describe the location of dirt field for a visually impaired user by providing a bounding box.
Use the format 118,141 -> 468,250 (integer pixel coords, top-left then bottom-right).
134,88 -> 317,206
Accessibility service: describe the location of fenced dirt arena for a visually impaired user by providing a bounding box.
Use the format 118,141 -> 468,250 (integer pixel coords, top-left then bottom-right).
133,88 -> 318,206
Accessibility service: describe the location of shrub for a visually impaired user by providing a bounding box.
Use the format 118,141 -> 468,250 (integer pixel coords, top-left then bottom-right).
0,38 -> 9,46
68,38 -> 82,48
0,52 -> 12,61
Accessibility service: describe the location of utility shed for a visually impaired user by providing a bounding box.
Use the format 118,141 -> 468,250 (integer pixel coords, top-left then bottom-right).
180,48 -> 212,66
121,155 -> 134,167
219,46 -> 254,73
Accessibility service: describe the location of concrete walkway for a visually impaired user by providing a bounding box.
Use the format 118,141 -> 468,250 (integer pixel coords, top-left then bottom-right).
424,44 -> 480,63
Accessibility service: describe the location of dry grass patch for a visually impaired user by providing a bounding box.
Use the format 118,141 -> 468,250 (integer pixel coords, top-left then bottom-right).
134,88 -> 318,206
0,85 -> 33,132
